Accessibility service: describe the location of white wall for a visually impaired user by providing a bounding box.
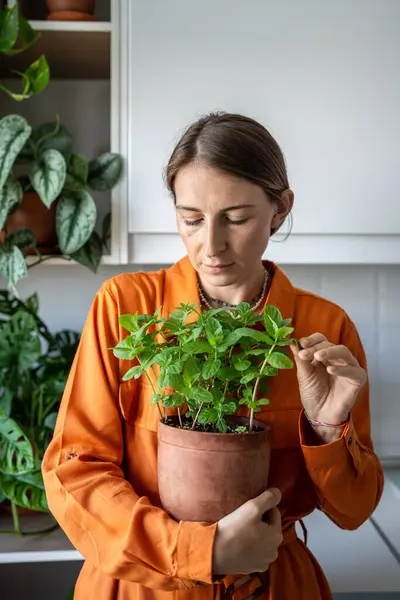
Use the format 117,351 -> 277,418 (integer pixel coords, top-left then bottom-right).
10,260 -> 400,461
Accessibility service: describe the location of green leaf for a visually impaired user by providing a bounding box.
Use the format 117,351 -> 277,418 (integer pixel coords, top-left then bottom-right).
182,341 -> 213,355
168,360 -> 183,375
190,387 -> 214,404
240,370 -> 259,384
232,356 -> 251,372
0,6 -> 19,53
217,418 -> 228,433
7,228 -> 36,250
162,393 -> 183,408
0,409 -> 35,475
165,373 -> 186,393
119,314 -> 139,333
218,367 -> 240,381
88,153 -> 123,191
198,407 -> 219,424
0,115 -> 32,190
44,412 -> 58,430
56,190 -> 97,254
64,153 -> 89,192
122,365 -> 143,381
23,55 -> 50,95
202,359 -> 221,379
0,388 -> 12,417
0,177 -> 22,230
33,123 -> 73,161
70,230 -> 103,273
275,326 -> 294,340
221,401 -> 237,415
259,398 -> 270,405
264,305 -> 283,325
16,14 -> 40,52
2,245 -> 28,293
0,472 -> 48,512
281,318 -> 292,327
31,149 -> 66,208
183,356 -> 200,386
26,292 -> 39,314
0,310 -> 41,370
224,328 -> 274,347
268,351 -> 294,369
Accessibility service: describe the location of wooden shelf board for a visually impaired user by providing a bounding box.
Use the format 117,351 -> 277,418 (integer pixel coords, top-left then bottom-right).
30,20 -> 112,33
0,28 -> 110,79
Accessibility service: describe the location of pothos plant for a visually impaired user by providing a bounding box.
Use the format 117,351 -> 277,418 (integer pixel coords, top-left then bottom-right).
0,114 -> 123,294
112,302 -> 297,433
0,3 -> 50,101
0,290 -> 80,535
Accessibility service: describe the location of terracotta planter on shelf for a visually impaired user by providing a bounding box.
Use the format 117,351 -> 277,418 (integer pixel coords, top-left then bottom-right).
157,416 -> 271,523
46,0 -> 96,21
1,192 -> 60,256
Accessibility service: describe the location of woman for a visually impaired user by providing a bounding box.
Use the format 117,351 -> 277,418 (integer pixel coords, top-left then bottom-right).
42,112 -> 384,600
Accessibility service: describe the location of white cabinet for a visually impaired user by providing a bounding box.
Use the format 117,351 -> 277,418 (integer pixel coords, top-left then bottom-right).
125,0 -> 400,264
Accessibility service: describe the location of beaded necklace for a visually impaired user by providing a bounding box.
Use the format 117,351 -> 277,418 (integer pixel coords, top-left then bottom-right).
197,268 -> 269,312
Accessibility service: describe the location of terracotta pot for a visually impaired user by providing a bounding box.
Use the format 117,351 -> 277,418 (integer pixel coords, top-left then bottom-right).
2,192 -> 59,255
46,0 -> 95,20
158,416 -> 271,523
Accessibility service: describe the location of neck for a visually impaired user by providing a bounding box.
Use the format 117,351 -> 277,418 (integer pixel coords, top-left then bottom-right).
198,263 -> 266,307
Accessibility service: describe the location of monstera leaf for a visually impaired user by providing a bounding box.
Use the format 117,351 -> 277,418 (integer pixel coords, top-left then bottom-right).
0,409 -> 35,475
0,471 -> 48,512
0,310 -> 41,370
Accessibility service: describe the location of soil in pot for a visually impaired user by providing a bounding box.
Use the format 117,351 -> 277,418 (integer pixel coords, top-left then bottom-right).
157,415 -> 271,523
46,0 -> 96,20
1,192 -> 60,256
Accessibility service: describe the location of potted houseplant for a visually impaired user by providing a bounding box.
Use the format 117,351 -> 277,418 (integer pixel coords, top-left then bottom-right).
112,301 -> 296,523
0,3 -> 50,102
0,114 -> 123,294
0,290 -> 80,534
45,1 -> 96,22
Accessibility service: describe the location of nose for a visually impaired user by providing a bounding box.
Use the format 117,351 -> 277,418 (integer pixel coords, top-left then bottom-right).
204,220 -> 227,259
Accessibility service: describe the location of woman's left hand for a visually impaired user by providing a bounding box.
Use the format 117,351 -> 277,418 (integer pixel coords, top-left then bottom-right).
290,333 -> 367,439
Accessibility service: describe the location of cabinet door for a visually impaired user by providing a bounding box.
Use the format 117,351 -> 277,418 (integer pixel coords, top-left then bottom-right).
126,0 -> 399,262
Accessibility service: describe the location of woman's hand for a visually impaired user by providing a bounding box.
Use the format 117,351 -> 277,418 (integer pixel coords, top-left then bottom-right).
290,333 -> 367,443
212,488 -> 282,577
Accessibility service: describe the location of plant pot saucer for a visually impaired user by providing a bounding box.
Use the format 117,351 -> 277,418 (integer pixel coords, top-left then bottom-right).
46,11 -> 98,21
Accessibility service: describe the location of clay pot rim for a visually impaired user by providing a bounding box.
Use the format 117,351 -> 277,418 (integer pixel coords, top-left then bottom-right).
159,415 -> 269,434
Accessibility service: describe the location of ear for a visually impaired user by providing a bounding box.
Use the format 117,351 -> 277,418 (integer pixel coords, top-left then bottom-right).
271,189 -> 294,229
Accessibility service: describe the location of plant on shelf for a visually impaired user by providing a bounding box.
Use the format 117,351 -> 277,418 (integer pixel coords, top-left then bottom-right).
0,3 -> 49,101
0,114 -> 123,295
0,290 -> 80,535
111,302 -> 298,524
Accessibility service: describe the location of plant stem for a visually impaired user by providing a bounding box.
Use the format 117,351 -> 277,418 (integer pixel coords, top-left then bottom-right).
150,365 -> 166,421
177,407 -> 182,428
191,403 -> 203,430
11,503 -> 21,535
250,345 -> 275,432
27,255 -> 72,270
0,523 -> 59,537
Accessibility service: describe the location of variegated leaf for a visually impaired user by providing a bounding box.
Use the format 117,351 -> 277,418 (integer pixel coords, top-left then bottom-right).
64,153 -> 89,192
70,230 -> 103,273
0,115 -> 32,190
88,153 -> 123,191
56,190 -> 97,255
5,245 -> 28,294
30,149 -> 66,208
0,177 -> 22,230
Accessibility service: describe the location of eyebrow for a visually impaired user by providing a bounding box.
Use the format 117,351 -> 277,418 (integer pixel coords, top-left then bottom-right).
175,204 -> 255,212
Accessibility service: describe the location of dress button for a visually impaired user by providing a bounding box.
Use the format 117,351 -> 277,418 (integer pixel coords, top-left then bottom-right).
348,436 -> 353,445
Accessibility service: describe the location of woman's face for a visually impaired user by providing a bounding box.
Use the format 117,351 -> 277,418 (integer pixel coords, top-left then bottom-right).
174,162 -> 292,287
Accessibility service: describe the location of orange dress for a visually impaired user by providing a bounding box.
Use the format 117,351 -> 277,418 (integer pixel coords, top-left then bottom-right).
42,256 -> 384,600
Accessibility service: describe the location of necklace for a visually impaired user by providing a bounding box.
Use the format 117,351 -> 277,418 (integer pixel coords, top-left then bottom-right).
198,268 -> 268,312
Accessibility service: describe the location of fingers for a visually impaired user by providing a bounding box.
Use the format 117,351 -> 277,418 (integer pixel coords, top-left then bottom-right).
250,488 -> 281,517
326,364 -> 367,386
263,506 -> 282,528
299,333 -> 327,347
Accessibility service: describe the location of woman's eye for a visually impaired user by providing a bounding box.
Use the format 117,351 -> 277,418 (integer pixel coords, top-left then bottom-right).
183,219 -> 202,226
227,218 -> 248,225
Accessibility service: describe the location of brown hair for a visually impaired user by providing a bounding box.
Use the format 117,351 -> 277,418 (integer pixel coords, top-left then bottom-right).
165,111 -> 292,235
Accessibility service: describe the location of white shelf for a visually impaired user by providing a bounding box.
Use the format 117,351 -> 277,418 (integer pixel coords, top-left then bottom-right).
26,254 -> 120,267
0,513 -> 82,564
30,20 -> 111,33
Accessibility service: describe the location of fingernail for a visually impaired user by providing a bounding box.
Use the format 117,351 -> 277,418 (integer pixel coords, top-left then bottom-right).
317,350 -> 327,358
299,349 -> 311,358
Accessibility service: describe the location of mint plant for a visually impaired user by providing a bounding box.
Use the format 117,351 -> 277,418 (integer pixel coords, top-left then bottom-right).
112,303 -> 296,433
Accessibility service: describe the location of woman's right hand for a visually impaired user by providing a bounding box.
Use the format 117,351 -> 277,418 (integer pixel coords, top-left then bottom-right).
212,488 -> 283,577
